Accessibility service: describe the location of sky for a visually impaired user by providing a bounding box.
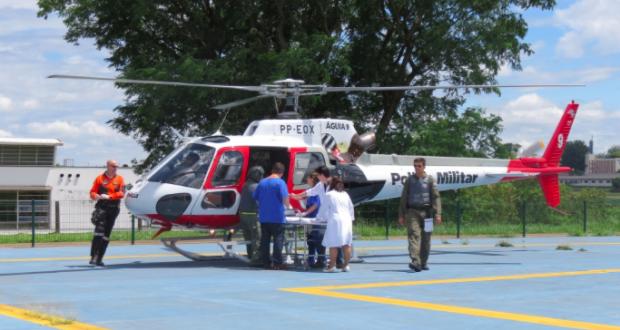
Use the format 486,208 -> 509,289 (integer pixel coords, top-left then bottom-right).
0,0 -> 618,167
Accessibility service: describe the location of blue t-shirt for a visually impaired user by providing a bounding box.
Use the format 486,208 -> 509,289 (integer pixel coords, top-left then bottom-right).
305,195 -> 320,218
253,177 -> 288,223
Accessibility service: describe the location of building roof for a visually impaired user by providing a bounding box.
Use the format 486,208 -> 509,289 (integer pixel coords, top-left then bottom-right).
0,138 -> 63,146
560,173 -> 620,179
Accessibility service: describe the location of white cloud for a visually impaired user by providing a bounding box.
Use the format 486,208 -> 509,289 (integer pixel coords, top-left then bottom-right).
0,129 -> 13,137
26,120 -> 119,138
0,0 -> 37,10
555,0 -> 620,58
488,94 -> 620,155
495,65 -> 619,85
22,99 -> 40,109
0,95 -> 12,111
81,120 -> 117,136
494,93 -> 563,125
27,120 -> 81,136
0,1 -> 144,166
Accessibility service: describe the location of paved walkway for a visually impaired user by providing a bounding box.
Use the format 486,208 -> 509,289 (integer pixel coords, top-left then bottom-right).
1,236 -> 620,329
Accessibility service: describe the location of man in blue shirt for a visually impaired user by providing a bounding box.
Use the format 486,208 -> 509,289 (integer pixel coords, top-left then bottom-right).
253,162 -> 290,270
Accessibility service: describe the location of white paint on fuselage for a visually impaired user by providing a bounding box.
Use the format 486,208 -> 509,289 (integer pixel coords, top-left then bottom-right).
361,165 -> 509,201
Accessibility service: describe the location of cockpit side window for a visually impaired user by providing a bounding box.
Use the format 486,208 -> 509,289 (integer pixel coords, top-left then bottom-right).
212,151 -> 244,187
148,144 -> 215,189
293,152 -> 326,188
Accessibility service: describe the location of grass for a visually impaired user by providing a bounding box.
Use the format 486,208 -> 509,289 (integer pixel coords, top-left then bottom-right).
0,229 -> 218,245
556,244 -> 573,250
2,205 -> 620,245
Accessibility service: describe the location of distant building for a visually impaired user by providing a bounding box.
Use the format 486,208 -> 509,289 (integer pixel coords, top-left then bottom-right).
587,158 -> 619,174
559,173 -> 619,188
0,138 -> 140,232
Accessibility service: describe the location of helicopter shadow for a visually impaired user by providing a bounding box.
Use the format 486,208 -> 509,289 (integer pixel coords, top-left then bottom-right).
0,256 -> 310,278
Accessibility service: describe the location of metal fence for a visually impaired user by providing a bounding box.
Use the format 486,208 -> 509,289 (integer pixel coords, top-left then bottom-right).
353,197 -> 620,239
1,197 -> 619,246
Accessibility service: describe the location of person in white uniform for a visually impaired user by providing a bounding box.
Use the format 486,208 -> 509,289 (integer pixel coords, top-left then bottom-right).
321,176 -> 355,273
290,165 -> 330,223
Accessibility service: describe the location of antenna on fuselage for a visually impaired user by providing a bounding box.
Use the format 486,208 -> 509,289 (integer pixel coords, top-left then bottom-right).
212,108 -> 230,135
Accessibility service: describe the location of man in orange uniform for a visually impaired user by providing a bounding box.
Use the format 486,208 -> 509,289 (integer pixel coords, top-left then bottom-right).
89,160 -> 125,266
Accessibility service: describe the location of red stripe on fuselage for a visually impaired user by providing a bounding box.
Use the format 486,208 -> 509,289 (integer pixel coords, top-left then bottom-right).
287,147 -> 308,210
145,214 -> 240,229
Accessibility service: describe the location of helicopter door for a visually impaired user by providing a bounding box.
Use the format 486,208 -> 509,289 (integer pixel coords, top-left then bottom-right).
288,148 -> 326,209
189,147 -> 249,223
247,147 -> 290,181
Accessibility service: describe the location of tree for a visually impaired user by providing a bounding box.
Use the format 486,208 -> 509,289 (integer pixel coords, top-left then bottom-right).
612,178 -> 620,192
561,140 -> 588,174
38,0 -> 556,171
400,107 -> 505,158
606,145 -> 620,158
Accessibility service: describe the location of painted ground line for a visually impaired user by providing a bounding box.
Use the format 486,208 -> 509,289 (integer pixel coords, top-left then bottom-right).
282,269 -> 620,329
0,252 -> 222,263
354,241 -> 620,252
2,241 -> 620,263
0,304 -> 107,330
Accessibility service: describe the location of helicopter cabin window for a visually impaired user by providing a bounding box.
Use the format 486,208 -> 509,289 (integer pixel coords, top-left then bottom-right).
212,151 -> 244,187
246,123 -> 259,136
148,144 -> 215,189
293,152 -> 326,188
201,191 -> 236,209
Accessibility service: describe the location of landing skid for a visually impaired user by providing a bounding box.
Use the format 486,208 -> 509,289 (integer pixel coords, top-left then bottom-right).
160,236 -> 250,263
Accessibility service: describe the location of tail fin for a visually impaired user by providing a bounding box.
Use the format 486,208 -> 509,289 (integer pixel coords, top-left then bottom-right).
542,101 -> 579,166
538,101 -> 579,207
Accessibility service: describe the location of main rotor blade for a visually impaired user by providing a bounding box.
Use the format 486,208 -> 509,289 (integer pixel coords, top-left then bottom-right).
48,74 -> 265,92
212,95 -> 272,110
323,84 -> 584,93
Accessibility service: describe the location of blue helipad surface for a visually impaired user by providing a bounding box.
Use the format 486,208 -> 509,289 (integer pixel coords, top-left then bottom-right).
1,236 -> 620,329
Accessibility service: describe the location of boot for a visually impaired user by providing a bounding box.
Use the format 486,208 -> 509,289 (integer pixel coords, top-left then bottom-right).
95,240 -> 109,266
89,237 -> 102,265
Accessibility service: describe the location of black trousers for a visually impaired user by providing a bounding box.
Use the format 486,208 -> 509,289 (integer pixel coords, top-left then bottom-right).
90,206 -> 120,262
260,223 -> 285,266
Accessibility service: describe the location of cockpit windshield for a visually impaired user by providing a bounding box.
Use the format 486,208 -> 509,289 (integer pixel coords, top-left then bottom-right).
148,144 -> 215,188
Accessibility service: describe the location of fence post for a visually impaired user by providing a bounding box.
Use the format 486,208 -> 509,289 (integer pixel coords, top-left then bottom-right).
31,200 -> 36,247
456,200 -> 461,239
521,201 -> 527,238
384,200 -> 390,240
583,200 -> 587,233
54,201 -> 60,234
131,214 -> 136,245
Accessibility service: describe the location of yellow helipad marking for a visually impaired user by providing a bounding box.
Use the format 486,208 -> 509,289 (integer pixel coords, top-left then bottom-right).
0,304 -> 107,329
282,269 -> 620,329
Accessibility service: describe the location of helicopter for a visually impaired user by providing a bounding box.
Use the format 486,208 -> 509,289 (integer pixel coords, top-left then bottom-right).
50,75 -> 580,255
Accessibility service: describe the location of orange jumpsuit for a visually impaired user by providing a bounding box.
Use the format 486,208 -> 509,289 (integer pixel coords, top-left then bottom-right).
89,172 -> 125,265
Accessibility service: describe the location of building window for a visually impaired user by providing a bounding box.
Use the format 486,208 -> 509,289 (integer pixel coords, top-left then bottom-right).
0,145 -> 55,166
0,191 -> 50,230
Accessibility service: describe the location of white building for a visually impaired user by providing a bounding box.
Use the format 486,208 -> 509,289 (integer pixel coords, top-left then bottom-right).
0,138 -> 140,233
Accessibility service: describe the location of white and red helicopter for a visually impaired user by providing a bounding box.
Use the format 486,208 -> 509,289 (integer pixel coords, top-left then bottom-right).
50,75 -> 579,252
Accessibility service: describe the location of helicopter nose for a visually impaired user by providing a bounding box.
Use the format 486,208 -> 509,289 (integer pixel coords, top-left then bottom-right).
155,193 -> 193,222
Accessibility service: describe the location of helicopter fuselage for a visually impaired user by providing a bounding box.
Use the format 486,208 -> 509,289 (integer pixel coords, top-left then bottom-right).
125,102 -> 578,230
